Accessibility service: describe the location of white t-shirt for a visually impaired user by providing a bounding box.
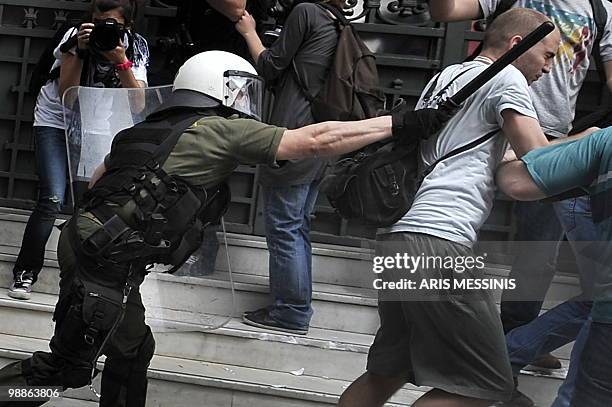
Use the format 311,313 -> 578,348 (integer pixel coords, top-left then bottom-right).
479,0 -> 612,137
384,57 -> 538,245
34,27 -> 149,129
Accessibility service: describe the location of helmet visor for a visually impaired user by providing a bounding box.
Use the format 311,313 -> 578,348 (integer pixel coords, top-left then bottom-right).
223,70 -> 264,121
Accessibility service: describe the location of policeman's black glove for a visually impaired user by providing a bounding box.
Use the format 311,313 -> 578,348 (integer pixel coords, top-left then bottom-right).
391,100 -> 458,140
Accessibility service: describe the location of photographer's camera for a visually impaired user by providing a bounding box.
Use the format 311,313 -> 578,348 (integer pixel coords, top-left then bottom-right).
89,18 -> 125,51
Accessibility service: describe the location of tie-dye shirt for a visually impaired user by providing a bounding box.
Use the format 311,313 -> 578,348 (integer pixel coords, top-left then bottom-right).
480,0 -> 612,137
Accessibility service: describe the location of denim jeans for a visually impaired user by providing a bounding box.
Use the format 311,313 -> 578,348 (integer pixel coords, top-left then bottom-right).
505,197 -> 601,406
14,126 -> 68,281
500,200 -> 564,332
507,301 -> 591,375
262,180 -> 320,329
571,322 -> 612,407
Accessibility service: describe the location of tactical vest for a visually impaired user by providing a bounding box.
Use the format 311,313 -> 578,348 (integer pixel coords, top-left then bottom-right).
77,109 -> 230,273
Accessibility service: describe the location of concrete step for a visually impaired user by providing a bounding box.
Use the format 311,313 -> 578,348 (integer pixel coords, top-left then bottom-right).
0,291 -> 376,382
0,334 -> 422,406
0,250 -> 382,335
0,244 -> 582,338
0,290 -> 568,393
0,208 -> 583,301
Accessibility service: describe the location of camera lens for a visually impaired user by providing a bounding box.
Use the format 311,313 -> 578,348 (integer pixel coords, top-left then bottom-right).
90,19 -> 123,51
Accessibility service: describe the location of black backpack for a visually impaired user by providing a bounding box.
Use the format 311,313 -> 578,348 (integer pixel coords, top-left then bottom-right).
321,68 -> 496,227
293,3 -> 385,121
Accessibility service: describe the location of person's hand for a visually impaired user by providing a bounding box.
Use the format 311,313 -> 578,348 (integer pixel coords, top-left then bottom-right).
77,23 -> 94,50
391,100 -> 458,140
102,41 -> 128,65
235,10 -> 256,36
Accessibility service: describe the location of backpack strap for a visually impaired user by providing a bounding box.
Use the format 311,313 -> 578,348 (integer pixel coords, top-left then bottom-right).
421,65 -> 479,106
420,58 -> 500,176
486,0 -> 519,24
421,128 -> 499,179
291,3 -> 347,104
589,0 -> 608,84
316,2 -> 349,25
465,0 -> 519,61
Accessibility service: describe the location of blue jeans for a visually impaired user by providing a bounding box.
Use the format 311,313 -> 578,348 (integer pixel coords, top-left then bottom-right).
262,181 -> 320,329
505,197 -> 601,406
14,126 -> 68,281
571,321 -> 612,407
500,200 -> 564,332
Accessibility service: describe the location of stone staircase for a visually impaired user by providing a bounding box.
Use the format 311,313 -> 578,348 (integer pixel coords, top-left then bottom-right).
0,208 -> 578,406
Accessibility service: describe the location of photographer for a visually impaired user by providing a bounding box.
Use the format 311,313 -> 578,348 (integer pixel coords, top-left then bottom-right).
236,0 -> 343,335
8,0 -> 149,301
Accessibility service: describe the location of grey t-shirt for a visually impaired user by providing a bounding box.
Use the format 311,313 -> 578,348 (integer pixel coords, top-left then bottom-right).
479,0 -> 612,137
384,58 -> 538,245
256,2 -> 339,186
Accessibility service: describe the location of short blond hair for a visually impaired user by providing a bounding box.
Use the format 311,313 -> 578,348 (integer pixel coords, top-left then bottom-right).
483,8 -> 553,51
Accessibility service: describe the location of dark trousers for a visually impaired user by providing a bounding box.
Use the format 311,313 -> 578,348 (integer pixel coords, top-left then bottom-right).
571,322 -> 612,407
0,216 -> 154,407
500,200 -> 564,333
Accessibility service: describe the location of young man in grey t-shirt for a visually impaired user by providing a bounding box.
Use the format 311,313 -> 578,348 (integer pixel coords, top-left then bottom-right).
430,1 -> 612,405
339,9 -> 560,407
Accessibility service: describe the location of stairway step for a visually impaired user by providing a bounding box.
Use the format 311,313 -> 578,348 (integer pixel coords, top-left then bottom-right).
38,398 -> 99,407
141,272 -> 380,335
0,291 -> 572,386
0,207 -> 583,300
0,333 -> 422,406
0,291 -> 372,381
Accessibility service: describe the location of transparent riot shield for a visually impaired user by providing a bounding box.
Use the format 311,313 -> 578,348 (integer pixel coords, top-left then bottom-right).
63,86 -> 236,334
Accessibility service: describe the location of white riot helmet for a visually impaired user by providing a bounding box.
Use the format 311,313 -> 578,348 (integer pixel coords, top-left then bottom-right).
173,50 -> 264,120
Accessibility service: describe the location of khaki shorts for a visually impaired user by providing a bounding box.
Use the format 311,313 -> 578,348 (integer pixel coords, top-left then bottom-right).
367,232 -> 514,401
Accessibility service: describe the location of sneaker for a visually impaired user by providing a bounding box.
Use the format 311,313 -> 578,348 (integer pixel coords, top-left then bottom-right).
493,389 -> 535,407
528,352 -> 562,370
242,308 -> 308,335
8,270 -> 34,300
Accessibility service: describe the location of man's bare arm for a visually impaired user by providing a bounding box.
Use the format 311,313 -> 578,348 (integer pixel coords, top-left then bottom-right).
207,0 -> 246,22
429,0 -> 483,22
496,160 -> 546,200
496,126 -> 600,200
276,116 -> 393,160
500,109 -> 549,157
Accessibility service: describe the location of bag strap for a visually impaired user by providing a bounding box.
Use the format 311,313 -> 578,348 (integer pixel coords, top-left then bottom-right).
316,2 -> 349,25
151,110 -> 209,166
589,0 -> 608,84
292,3 -> 347,103
421,65 -> 479,106
421,128 -> 500,179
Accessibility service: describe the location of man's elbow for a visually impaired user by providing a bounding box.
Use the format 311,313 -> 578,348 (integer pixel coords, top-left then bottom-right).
496,163 -> 545,201
499,180 -> 534,201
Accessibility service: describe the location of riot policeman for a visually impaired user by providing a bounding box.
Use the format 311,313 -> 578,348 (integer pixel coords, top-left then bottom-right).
0,50 -> 399,406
